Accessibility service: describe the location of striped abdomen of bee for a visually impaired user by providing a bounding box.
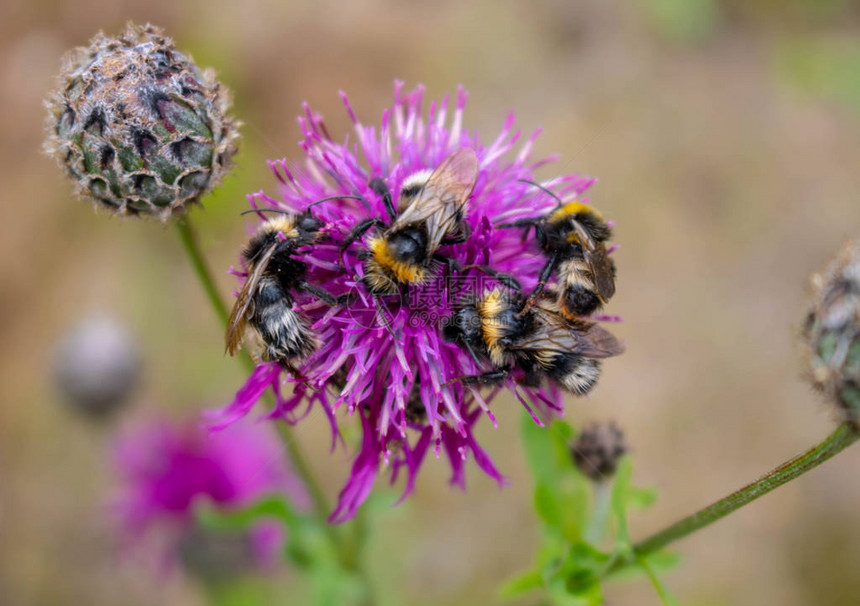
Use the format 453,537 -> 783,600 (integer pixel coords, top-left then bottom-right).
225,213 -> 340,377
500,198 -> 616,319
443,287 -> 624,395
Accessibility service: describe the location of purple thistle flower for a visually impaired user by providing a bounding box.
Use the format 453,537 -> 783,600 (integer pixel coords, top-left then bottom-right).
210,82 -> 615,522
113,417 -> 308,571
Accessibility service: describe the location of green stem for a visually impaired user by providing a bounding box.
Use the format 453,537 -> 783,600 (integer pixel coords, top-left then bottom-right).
609,422 -> 859,573
174,217 -> 371,589
175,220 -> 230,326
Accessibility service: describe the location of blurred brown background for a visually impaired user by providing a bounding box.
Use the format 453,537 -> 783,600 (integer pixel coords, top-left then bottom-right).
3,0 -> 860,604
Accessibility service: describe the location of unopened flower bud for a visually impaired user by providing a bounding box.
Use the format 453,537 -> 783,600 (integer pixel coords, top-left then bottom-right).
571,422 -> 627,481
53,316 -> 141,417
44,23 -> 239,220
803,240 -> 860,422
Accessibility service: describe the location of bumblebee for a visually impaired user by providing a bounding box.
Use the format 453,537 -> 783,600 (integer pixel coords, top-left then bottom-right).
500,187 -> 616,319
443,287 -> 623,395
339,147 -> 478,297
225,209 -> 341,377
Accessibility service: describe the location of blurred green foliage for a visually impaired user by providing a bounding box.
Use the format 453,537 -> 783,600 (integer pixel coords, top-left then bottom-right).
502,414 -> 677,606
776,35 -> 860,116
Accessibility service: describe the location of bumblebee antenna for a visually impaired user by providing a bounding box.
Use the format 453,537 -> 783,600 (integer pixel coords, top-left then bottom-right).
306,195 -> 363,208
518,179 -> 564,209
240,208 -> 289,216
240,195 -> 364,216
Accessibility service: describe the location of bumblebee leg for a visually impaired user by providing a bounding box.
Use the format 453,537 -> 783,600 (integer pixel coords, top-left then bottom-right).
447,368 -> 510,387
518,252 -> 558,316
533,222 -> 547,247
462,340 -> 484,367
368,178 -> 397,221
440,222 -> 472,246
299,282 -> 339,306
339,218 -> 386,264
283,361 -> 313,387
463,264 -> 522,292
372,294 -> 397,338
496,217 -> 541,229
336,291 -> 356,305
497,217 -> 541,243
433,254 -> 464,304
434,253 -> 462,276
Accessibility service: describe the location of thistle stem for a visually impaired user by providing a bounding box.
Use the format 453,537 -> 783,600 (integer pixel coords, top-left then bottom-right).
609,422 -> 859,573
175,220 -> 230,326
173,217 -> 366,576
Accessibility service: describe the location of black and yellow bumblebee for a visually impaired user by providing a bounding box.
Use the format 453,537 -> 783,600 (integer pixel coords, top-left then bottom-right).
500,188 -> 616,319
339,147 -> 478,297
225,208 -> 343,377
443,287 -> 623,395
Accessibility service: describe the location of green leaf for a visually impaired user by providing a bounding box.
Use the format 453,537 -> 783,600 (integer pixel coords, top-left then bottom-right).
603,550 -> 681,582
610,457 -> 634,549
196,494 -> 301,531
535,481 -> 563,528
498,568 -> 544,599
628,485 -> 660,509
638,556 -> 680,606
521,410 -> 561,484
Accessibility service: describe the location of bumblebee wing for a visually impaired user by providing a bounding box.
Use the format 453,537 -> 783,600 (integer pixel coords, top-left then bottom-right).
572,220 -> 616,300
393,148 -> 479,253
512,308 -> 625,359
225,243 -> 278,356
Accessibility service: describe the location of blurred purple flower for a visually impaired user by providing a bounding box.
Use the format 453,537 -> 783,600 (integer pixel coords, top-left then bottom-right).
113,416 -> 307,572
210,82 -> 610,522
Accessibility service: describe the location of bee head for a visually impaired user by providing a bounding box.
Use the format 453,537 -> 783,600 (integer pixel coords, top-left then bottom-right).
296,212 -> 324,235
444,305 -> 483,348
386,230 -> 426,264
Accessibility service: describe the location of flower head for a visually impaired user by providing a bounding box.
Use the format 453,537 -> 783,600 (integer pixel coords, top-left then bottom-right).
211,83 -> 621,522
44,23 -> 239,220
803,239 -> 860,423
113,417 -> 306,572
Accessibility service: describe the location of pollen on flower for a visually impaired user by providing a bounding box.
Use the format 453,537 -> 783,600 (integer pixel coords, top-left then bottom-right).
210,82 -> 623,522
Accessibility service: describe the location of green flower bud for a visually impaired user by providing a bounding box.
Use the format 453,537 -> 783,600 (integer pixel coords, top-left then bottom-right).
803,240 -> 860,423
44,23 -> 239,220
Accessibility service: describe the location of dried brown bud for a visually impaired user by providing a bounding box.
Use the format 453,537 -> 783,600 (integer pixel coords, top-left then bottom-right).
571,422 -> 627,481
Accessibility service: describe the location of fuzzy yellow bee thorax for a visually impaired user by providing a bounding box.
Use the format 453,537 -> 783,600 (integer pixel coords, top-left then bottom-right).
549,201 -> 601,224
368,236 -> 426,284
263,215 -> 299,239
